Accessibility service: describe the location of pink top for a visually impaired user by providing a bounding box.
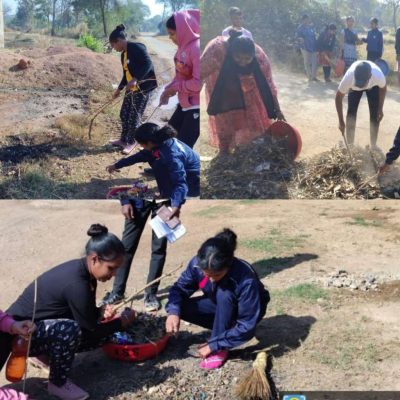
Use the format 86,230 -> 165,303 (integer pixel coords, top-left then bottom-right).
0,389 -> 29,400
164,10 -> 200,109
0,310 -> 14,334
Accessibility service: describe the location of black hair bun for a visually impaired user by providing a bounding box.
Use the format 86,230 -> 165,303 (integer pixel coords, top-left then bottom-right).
215,228 -> 237,252
116,24 -> 126,32
87,224 -> 108,238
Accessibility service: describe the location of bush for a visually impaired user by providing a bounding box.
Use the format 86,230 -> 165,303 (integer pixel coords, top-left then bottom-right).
63,22 -> 89,39
78,33 -> 104,52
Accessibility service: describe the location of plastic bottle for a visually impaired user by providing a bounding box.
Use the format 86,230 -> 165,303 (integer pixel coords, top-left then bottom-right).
5,335 -> 28,382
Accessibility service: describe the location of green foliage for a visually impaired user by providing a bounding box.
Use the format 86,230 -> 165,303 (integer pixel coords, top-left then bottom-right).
78,33 -> 104,52
277,283 -> 328,303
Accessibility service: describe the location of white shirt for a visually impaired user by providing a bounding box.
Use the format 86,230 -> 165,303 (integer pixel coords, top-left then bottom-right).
338,60 -> 386,94
222,26 -> 253,40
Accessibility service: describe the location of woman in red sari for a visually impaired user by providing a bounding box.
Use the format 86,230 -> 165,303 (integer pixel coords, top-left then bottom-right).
201,31 -> 285,154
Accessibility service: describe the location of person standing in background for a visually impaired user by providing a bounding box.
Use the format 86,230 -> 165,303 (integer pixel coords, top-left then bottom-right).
296,14 -> 318,82
159,10 -> 200,149
317,23 -> 337,83
222,7 -> 253,40
340,16 -> 362,72
362,18 -> 383,61
108,24 -> 157,155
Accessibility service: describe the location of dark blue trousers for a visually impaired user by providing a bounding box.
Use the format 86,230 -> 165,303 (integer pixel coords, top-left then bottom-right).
180,287 -> 267,345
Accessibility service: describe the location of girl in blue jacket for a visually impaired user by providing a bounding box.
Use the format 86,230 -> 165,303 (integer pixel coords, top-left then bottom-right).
166,229 -> 270,369
104,123 -> 200,312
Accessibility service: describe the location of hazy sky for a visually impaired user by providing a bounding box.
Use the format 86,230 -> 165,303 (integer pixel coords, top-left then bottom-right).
5,0 -> 165,17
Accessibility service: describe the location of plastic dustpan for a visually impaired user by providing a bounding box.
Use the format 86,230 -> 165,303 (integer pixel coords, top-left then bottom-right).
102,334 -> 169,362
266,120 -> 302,160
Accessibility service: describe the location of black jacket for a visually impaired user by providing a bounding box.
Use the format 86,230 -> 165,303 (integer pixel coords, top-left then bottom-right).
396,28 -> 400,55
118,41 -> 157,93
386,126 -> 400,165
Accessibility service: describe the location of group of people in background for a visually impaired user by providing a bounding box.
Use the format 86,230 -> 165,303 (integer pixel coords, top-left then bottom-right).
1,225 -> 269,400
296,14 -> 389,83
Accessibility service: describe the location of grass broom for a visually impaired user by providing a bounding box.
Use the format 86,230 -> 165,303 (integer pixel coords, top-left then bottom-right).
235,351 -> 271,400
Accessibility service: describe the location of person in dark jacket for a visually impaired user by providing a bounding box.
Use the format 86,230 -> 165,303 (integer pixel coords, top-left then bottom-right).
108,24 -> 158,155
165,229 -> 270,370
103,123 -> 200,311
317,23 -> 337,82
5,224 -> 136,400
396,27 -> 400,84
379,126 -> 400,174
362,18 -> 383,61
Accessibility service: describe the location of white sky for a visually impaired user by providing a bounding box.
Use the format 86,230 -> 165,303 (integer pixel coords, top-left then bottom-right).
5,0 -> 164,17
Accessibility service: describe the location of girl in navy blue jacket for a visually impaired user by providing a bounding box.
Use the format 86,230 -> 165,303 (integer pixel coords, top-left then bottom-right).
166,229 -> 270,369
104,123 -> 200,312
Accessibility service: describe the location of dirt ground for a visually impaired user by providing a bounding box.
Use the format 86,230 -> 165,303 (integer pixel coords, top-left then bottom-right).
0,200 -> 399,398
0,32 -> 182,199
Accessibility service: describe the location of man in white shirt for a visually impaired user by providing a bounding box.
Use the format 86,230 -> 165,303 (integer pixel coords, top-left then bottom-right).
222,7 -> 253,40
335,60 -> 387,147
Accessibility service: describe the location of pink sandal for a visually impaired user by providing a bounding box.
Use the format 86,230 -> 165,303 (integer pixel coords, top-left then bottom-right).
199,350 -> 228,369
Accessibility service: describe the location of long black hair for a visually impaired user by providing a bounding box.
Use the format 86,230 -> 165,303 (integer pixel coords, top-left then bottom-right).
109,24 -> 127,43
85,224 -> 125,261
134,123 -> 177,145
166,15 -> 176,30
197,229 -> 237,272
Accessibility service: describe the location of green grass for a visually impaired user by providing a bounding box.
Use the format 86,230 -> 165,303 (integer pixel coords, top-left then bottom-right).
0,163 -> 75,199
241,229 -> 309,254
193,205 -> 232,218
276,283 -> 328,304
347,216 -> 384,228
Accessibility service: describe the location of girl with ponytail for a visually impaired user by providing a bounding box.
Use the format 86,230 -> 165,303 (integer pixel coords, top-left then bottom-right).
103,123 -> 200,312
108,24 -> 157,155
6,224 -> 135,400
166,229 -> 270,370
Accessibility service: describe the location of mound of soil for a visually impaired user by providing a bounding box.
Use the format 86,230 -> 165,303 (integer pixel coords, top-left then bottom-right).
0,46 -> 121,90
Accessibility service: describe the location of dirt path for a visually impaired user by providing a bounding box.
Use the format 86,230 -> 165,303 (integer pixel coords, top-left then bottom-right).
1,200 -> 399,398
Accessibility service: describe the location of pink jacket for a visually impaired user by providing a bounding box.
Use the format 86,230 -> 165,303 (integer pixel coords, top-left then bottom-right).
164,9 -> 200,109
0,312 -> 29,400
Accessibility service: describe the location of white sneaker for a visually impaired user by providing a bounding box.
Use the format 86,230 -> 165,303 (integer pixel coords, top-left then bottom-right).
48,379 -> 89,400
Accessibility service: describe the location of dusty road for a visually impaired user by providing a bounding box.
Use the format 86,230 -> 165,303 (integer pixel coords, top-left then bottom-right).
0,200 -> 399,398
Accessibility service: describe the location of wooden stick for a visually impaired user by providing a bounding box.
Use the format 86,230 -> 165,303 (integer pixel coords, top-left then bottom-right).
341,132 -> 354,164
113,263 -> 183,312
23,279 -> 37,393
88,97 -> 120,140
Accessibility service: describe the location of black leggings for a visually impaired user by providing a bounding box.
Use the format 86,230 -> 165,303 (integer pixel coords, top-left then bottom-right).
169,105 -> 200,148
120,91 -> 150,144
346,86 -> 380,146
0,320 -> 111,387
112,201 -> 168,296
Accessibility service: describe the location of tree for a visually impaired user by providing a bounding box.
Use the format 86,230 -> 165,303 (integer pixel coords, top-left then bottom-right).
382,0 -> 400,30
156,0 -> 199,12
14,0 -> 35,28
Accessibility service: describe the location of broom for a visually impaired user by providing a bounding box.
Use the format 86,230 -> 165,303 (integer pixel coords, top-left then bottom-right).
235,351 -> 271,400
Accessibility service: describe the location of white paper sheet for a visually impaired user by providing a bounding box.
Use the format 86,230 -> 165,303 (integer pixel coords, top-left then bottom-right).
149,215 -> 186,243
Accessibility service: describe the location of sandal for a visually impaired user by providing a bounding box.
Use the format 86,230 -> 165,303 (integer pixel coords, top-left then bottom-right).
199,350 -> 228,370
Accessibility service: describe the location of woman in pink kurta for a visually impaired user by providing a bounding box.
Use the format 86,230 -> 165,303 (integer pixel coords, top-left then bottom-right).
201,32 -> 285,153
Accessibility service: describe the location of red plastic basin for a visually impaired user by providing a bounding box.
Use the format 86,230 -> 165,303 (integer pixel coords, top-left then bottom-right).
102,334 -> 170,362
266,120 -> 302,160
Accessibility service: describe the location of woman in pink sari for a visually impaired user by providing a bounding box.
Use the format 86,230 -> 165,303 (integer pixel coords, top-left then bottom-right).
201,31 -> 285,154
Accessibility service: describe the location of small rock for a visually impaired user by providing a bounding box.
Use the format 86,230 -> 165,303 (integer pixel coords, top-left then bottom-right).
332,280 -> 343,288
148,386 -> 158,395
166,387 -> 174,395
349,283 -> 358,290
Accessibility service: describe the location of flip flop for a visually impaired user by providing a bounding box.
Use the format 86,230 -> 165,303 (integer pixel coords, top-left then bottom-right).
199,350 -> 228,370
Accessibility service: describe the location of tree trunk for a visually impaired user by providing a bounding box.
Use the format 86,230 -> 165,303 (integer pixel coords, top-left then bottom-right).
51,0 -> 56,36
0,0 -> 4,49
99,0 -> 107,37
393,3 -> 398,31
